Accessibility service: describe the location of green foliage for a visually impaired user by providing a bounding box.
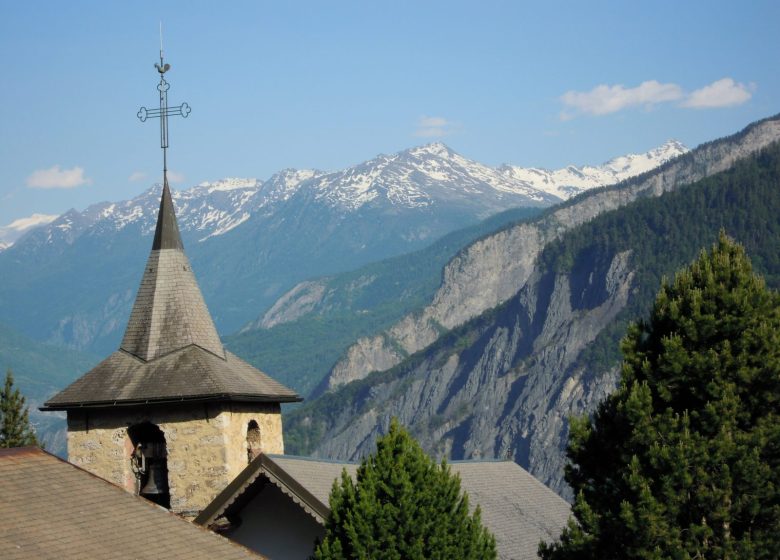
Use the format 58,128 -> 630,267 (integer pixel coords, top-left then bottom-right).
0,369 -> 38,448
314,419 -> 496,560
540,235 -> 780,559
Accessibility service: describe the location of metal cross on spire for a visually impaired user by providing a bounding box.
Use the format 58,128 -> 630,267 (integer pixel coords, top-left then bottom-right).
137,29 -> 191,185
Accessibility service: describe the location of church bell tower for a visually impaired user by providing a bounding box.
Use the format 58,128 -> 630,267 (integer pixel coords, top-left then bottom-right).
41,48 -> 300,518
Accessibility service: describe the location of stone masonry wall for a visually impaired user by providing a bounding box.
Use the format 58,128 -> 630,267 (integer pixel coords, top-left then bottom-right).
67,402 -> 284,516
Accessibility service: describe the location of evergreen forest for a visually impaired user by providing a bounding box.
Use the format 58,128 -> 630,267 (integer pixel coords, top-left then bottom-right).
286,141 -> 780,456
541,141 -> 780,379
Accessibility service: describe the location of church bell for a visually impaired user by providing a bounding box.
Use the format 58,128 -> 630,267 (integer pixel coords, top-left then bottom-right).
132,440 -> 170,502
141,462 -> 169,496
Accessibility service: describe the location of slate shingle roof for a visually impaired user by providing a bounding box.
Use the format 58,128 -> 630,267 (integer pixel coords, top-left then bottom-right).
42,348 -> 299,408
450,460 -> 572,560
0,447 -> 263,560
196,454 -> 572,560
120,246 -> 225,361
121,182 -> 223,361
42,182 -> 300,410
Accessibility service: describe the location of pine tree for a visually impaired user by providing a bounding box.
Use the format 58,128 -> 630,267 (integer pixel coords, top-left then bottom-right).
314,419 -> 496,560
0,369 -> 39,448
540,233 -> 780,559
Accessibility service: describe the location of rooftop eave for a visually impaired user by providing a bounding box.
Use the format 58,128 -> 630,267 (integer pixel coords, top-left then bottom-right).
40,392 -> 302,411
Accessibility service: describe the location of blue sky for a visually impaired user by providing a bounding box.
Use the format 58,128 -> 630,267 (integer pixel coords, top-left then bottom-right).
0,0 -> 777,225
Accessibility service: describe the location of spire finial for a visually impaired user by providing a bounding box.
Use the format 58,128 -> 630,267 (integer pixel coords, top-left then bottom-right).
137,30 -> 191,187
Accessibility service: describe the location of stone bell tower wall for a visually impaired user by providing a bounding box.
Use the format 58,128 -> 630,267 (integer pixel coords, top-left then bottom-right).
66,402 -> 284,516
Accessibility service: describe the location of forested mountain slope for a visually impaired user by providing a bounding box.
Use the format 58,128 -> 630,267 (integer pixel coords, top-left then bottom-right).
317,115 -> 780,393
285,127 -> 780,499
225,207 -> 542,396
0,322 -> 98,454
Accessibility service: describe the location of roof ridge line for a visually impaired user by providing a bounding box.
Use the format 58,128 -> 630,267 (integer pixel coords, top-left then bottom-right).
122,343 -> 227,364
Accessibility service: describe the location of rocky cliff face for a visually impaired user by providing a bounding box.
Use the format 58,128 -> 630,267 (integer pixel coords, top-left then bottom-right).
285,115 -> 780,498
323,117 -> 780,392
295,248 -> 634,499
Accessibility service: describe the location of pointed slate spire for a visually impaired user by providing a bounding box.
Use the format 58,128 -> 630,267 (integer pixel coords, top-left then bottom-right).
119,184 -> 225,362
41,48 -> 301,410
42,180 -> 301,408
152,180 -> 184,250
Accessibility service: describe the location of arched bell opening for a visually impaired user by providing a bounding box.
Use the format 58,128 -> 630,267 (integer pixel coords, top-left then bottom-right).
128,422 -> 170,509
247,420 -> 262,464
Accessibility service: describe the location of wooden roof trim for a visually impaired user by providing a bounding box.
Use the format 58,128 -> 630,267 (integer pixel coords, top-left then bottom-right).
40,392 -> 301,411
194,453 -> 330,527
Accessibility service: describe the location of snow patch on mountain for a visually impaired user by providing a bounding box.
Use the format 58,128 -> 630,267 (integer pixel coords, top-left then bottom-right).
500,140 -> 689,200
307,142 -> 564,212
197,177 -> 260,193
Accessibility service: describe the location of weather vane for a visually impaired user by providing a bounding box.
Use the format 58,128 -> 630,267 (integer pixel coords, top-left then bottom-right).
137,23 -> 191,184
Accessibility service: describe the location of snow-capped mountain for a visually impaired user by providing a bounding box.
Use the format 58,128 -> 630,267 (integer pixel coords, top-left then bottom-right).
306,143 -> 561,211
0,140 -> 686,355
4,140 -> 687,255
499,140 -> 689,200
292,139 -> 687,214
13,169 -> 323,253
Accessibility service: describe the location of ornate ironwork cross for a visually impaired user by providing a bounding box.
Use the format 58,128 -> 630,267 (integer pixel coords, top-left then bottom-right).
137,46 -> 191,183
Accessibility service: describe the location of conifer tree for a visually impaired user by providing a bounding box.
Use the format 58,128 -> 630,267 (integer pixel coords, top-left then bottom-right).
540,233 -> 780,559
0,369 -> 39,448
314,419 -> 496,560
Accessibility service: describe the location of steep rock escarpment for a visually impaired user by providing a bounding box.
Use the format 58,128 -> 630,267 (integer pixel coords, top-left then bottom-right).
324,116 -> 780,391
287,119 -> 780,498
296,249 -> 634,499
252,280 -> 328,330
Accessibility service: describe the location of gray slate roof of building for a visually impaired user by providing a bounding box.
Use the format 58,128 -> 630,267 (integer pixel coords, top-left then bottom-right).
198,454 -> 571,560
43,183 -> 300,409
120,247 -> 226,361
121,183 -> 224,361
42,347 -> 299,408
0,447 -> 264,560
152,179 -> 185,251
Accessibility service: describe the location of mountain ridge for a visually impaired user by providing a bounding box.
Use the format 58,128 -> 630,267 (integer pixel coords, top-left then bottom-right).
283,115 -> 780,500
236,139 -> 687,335
2,140 -> 686,253
310,115 -> 780,392
0,140 -> 684,356
224,206 -> 543,397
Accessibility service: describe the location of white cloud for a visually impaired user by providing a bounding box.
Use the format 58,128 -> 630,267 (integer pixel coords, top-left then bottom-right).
26,165 -> 91,189
414,115 -> 454,138
128,171 -> 147,182
0,213 -> 59,248
560,81 -> 683,118
4,213 -> 58,232
560,77 -> 754,119
681,78 -> 753,109
167,171 -> 185,183
419,116 -> 448,128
